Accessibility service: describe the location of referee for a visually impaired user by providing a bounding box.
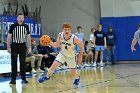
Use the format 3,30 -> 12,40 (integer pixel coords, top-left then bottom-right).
7,13 -> 31,84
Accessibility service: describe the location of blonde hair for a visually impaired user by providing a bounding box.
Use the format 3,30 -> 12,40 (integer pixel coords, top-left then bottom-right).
62,22 -> 72,29
97,24 -> 102,28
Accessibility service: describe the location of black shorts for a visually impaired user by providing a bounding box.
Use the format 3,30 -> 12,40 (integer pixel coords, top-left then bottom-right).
91,47 -> 95,54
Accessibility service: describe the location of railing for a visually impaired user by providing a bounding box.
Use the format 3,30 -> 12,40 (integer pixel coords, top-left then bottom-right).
0,17 -> 8,47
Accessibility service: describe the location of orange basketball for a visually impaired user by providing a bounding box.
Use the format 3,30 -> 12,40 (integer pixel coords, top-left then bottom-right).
40,35 -> 51,46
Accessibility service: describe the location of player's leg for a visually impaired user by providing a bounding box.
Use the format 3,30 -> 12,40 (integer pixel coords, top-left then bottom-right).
38,53 -> 64,83
47,61 -> 62,76
71,68 -> 80,85
38,61 -> 62,83
66,57 -> 80,85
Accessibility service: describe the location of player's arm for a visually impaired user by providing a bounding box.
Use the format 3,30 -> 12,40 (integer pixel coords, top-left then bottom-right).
131,33 -> 137,52
74,36 -> 84,65
74,36 -> 83,55
50,33 -> 61,48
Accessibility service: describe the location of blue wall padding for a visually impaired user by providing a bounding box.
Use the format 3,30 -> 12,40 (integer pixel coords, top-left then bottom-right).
101,16 -> 140,61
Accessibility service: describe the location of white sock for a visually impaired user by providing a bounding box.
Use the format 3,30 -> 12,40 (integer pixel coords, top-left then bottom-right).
100,61 -> 103,63
46,75 -> 50,78
76,76 -> 80,79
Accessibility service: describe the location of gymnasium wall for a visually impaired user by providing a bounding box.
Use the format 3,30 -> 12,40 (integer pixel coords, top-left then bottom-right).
20,0 -> 101,41
100,0 -> 140,61
0,0 -> 17,14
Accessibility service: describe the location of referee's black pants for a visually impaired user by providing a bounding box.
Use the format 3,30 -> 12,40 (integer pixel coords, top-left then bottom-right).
11,43 -> 27,80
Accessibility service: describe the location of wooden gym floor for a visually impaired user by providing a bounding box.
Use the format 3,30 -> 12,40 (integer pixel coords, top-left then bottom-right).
0,63 -> 140,93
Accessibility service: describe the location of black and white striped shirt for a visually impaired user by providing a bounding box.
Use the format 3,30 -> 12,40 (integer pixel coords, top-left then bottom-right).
8,22 -> 30,43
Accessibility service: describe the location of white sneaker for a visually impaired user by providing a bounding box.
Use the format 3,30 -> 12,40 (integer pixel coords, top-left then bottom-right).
100,63 -> 104,67
37,68 -> 44,73
86,64 -> 91,67
31,69 -> 37,74
80,64 -> 84,68
92,63 -> 97,67
87,64 -> 91,67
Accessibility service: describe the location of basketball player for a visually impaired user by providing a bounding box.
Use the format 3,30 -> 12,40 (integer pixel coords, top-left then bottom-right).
38,22 -> 83,86
131,25 -> 140,52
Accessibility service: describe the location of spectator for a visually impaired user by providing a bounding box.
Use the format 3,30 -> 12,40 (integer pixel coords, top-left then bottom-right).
75,26 -> 84,68
37,42 -> 48,70
30,39 -> 44,72
89,28 -> 96,63
106,26 -> 116,64
83,41 -> 93,67
37,40 -> 57,70
75,26 -> 84,53
26,55 -> 36,73
93,24 -> 106,67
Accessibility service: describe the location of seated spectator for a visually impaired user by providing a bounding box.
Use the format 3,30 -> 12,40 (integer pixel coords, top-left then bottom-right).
26,55 -> 36,73
27,39 -> 44,73
83,41 -> 93,67
43,45 -> 57,69
37,42 -> 48,70
37,39 -> 57,70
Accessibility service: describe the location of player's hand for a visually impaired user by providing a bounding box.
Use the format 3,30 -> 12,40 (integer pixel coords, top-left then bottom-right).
77,54 -> 82,65
131,47 -> 136,52
7,47 -> 11,53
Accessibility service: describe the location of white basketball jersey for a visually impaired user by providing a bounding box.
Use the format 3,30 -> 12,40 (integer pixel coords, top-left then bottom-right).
59,32 -> 76,57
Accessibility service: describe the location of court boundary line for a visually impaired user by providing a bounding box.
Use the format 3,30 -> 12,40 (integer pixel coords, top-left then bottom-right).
55,72 -> 140,93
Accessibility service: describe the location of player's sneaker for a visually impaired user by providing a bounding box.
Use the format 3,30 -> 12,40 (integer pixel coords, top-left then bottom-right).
21,79 -> 28,84
73,76 -> 80,85
38,76 -> 50,83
